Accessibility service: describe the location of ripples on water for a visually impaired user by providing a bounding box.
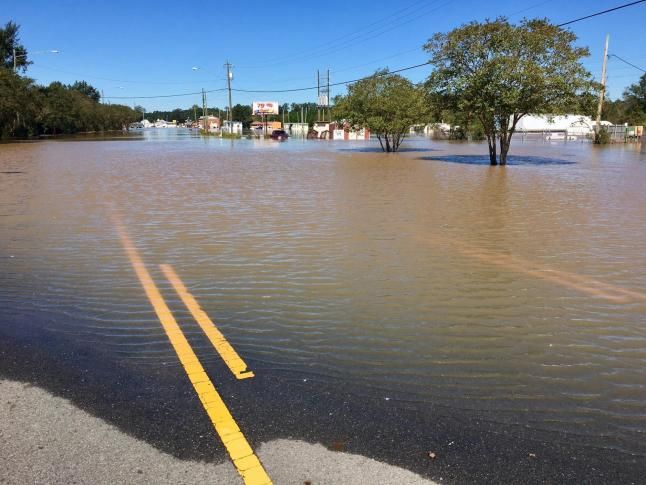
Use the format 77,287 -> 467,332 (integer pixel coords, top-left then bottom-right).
1,131 -> 645,455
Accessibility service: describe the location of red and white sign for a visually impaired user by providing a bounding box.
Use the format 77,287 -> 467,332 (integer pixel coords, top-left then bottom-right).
252,101 -> 279,115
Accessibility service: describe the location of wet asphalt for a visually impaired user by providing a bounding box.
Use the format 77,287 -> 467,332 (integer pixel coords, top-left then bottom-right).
1,306 -> 644,485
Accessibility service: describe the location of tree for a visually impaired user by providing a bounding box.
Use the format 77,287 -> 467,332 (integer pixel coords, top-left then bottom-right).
232,104 -> 252,127
622,74 -> 646,124
424,18 -> 595,165
0,69 -> 41,137
0,21 -> 30,72
69,81 -> 101,103
333,69 -> 429,152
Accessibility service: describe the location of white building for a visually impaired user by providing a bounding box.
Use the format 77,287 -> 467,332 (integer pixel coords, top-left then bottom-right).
284,122 -> 309,137
514,114 -> 611,136
222,120 -> 243,134
422,122 -> 451,136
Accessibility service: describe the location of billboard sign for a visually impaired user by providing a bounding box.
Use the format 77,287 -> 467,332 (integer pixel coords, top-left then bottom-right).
252,101 -> 279,115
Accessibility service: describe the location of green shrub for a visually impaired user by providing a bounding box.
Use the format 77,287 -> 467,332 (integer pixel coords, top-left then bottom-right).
594,127 -> 610,144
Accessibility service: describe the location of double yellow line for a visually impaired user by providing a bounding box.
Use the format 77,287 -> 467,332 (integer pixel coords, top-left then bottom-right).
112,215 -> 271,485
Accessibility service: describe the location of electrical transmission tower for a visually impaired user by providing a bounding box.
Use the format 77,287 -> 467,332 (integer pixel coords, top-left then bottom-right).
317,69 -> 330,122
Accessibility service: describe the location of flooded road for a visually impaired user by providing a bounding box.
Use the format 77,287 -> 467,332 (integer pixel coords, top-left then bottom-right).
1,130 -> 645,483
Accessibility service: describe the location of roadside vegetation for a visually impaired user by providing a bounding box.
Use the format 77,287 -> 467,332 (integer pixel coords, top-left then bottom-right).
0,22 -> 138,139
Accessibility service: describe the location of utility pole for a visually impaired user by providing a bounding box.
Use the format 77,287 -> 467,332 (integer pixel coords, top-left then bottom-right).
317,70 -> 321,122
326,69 -> 330,122
225,61 -> 233,125
202,88 -> 207,130
595,34 -> 610,138
13,48 -> 16,71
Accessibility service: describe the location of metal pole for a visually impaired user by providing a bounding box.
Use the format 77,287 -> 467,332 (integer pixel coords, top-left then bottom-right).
595,34 -> 610,136
13,48 -> 16,71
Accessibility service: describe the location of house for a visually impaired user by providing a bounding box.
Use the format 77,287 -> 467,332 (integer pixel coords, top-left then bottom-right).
311,122 -> 334,139
332,124 -> 370,140
199,115 -> 221,132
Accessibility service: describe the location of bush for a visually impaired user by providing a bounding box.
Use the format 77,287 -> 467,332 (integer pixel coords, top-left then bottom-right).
594,127 -> 610,144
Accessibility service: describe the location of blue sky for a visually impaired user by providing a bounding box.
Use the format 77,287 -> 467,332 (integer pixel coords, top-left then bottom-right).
4,0 -> 646,111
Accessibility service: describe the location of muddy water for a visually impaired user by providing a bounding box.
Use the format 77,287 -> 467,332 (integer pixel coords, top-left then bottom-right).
1,131 -> 645,459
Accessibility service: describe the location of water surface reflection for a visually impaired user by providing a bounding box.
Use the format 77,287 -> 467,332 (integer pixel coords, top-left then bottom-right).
1,133 -> 645,461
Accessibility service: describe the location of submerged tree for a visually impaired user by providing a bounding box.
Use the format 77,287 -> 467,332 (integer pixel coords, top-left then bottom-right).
333,69 -> 428,152
424,18 -> 595,165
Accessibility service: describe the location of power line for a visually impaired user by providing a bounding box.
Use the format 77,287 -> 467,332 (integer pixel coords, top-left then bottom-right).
102,2 -> 645,100
609,54 -> 646,73
236,0 -> 447,69
103,87 -> 227,100
557,0 -> 646,27
31,63 -> 227,86
231,62 -> 431,94
508,0 -> 558,18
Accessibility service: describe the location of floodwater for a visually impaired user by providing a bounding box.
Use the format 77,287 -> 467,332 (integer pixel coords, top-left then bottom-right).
1,129 -> 645,481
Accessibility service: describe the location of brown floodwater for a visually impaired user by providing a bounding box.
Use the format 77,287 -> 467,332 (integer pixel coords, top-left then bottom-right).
1,130 -> 645,461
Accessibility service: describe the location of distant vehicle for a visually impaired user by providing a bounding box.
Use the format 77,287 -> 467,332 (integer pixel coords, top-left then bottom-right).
270,129 -> 289,141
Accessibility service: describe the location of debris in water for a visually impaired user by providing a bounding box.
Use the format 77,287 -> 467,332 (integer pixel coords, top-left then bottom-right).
428,451 -> 437,459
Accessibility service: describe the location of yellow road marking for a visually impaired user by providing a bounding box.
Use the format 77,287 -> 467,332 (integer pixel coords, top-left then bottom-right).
160,264 -> 254,380
111,215 -> 271,485
420,234 -> 646,303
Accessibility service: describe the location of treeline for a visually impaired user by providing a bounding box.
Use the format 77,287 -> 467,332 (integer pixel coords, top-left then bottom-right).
147,102 -> 328,128
603,75 -> 646,125
1,69 -> 139,138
